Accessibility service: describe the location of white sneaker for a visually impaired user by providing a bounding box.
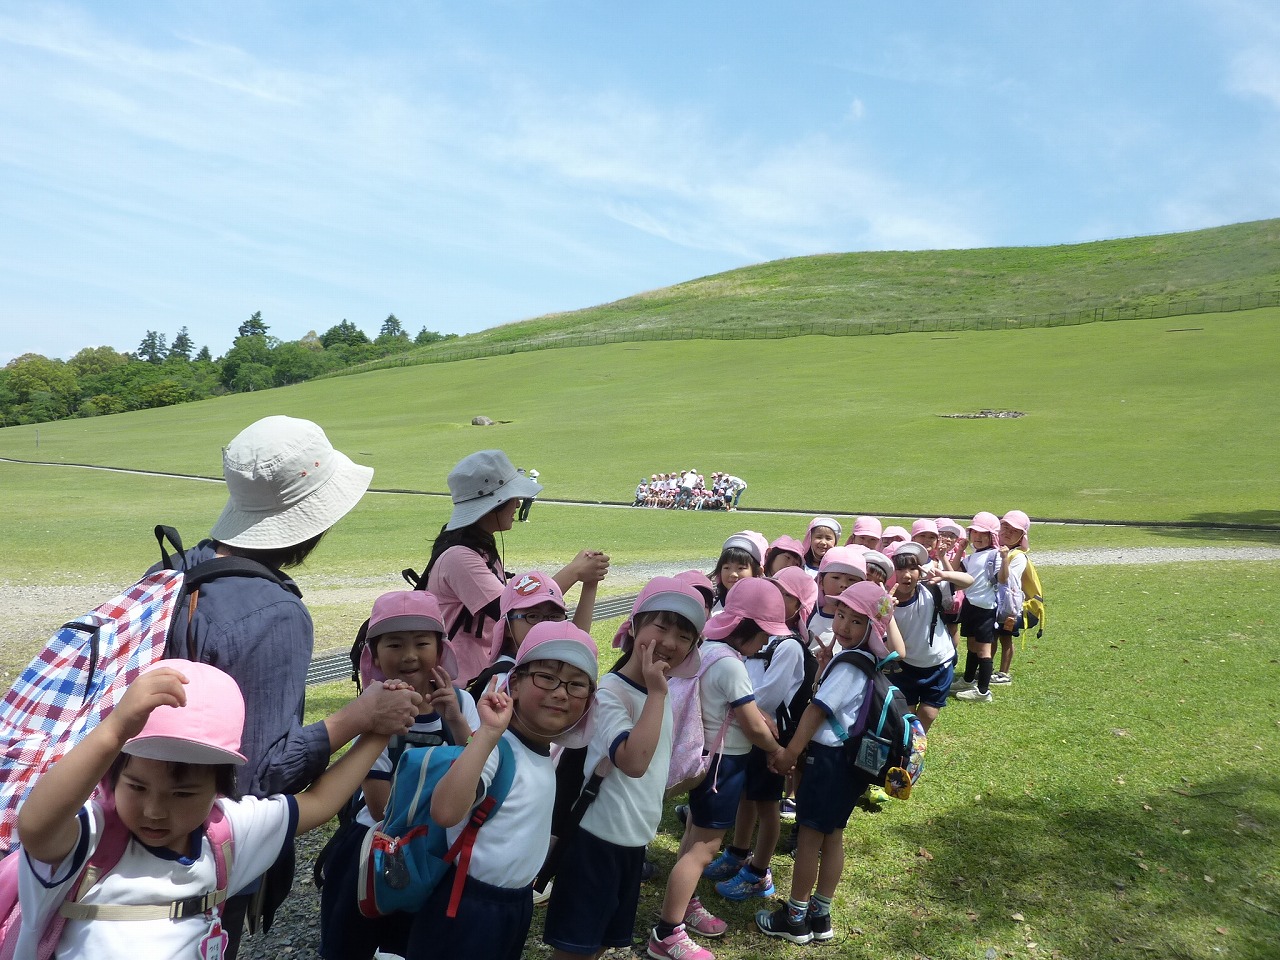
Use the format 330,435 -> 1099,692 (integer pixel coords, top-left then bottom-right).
955,687 -> 992,702
990,672 -> 1013,685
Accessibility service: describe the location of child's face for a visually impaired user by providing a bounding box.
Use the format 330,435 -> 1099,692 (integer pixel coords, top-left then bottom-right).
831,604 -> 872,649
821,570 -> 860,600
508,601 -> 567,646
373,630 -> 441,694
913,532 -> 939,551
809,527 -> 837,559
718,560 -> 754,591
865,566 -> 887,586
999,521 -> 1023,548
735,630 -> 771,659
510,659 -> 592,742
766,553 -> 802,576
894,561 -> 921,588
115,756 -> 218,856
938,532 -> 957,551
633,618 -> 699,675
970,531 -> 993,551
851,534 -> 879,550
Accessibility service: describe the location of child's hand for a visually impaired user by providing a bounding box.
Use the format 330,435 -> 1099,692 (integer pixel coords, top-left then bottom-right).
998,544 -> 1010,559
573,549 -> 611,585
427,667 -> 462,721
107,666 -> 189,743
814,638 -> 834,672
477,676 -> 514,733
769,747 -> 796,776
637,635 -> 669,696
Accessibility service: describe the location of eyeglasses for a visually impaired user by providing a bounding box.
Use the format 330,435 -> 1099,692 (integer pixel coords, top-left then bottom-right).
509,610 -> 568,626
892,556 -> 921,571
522,670 -> 592,699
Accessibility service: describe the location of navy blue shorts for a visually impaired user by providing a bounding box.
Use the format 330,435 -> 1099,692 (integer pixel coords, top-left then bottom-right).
542,829 -> 644,953
893,659 -> 955,710
959,599 -> 997,646
318,819 -> 412,960
796,742 -> 871,834
688,752 -> 750,830
405,867 -> 533,960
743,745 -> 785,802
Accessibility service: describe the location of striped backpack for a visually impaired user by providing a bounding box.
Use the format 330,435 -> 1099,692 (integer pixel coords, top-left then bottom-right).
0,527 -> 287,854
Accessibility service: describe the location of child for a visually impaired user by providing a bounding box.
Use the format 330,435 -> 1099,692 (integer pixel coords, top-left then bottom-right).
800,517 -> 841,574
992,510 -> 1032,685
950,512 -> 1002,703
763,536 -> 805,576
861,549 -> 893,586
910,518 -> 940,555
886,542 -> 973,732
805,546 -> 867,659
845,516 -> 882,549
320,591 -> 481,960
648,579 -> 788,960
755,581 -> 894,945
766,568 -> 820,825
13,660 -> 394,959
711,532 -> 767,611
878,525 -> 910,551
543,579 -> 706,960
675,570 -> 717,617
405,621 -> 599,960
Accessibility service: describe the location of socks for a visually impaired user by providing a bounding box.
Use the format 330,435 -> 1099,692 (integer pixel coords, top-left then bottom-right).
810,893 -> 833,918
964,651 -> 978,683
977,657 -> 994,693
655,920 -> 679,941
787,897 -> 809,925
726,845 -> 750,860
743,861 -> 766,879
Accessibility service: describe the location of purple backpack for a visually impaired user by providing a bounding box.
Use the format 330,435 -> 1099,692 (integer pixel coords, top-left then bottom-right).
665,643 -> 739,797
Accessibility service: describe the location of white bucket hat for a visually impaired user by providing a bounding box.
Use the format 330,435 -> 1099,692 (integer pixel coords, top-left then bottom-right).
445,450 -> 543,531
209,416 -> 374,549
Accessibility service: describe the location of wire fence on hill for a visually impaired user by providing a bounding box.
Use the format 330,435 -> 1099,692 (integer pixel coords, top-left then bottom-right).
327,289 -> 1280,377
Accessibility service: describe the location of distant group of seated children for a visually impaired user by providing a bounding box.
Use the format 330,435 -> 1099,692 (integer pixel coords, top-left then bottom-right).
10,507 -> 1034,960
633,470 -> 747,510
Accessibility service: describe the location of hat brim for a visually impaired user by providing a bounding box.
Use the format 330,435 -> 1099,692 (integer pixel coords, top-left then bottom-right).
445,477 -> 543,531
635,591 -> 707,634
367,614 -> 446,638
702,614 -> 792,641
211,455 -> 373,549
123,736 -> 247,766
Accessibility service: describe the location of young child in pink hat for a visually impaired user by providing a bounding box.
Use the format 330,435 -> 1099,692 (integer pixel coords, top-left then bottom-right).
763,535 -> 806,576
805,547 -> 867,660
800,518 -> 842,574
406,622 -> 599,960
846,516 -> 882,550
949,512 -> 1003,702
14,660 -> 392,960
649,579 -> 787,960
992,510 -> 1033,685
710,532 -> 767,611
756,581 -> 895,945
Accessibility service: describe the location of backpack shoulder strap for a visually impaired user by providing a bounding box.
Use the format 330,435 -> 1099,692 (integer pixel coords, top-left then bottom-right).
923,583 -> 944,647
442,736 -> 515,917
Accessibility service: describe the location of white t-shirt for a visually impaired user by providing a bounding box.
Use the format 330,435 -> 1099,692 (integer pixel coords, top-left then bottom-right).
580,674 -> 672,849
962,549 -> 998,609
698,645 -> 756,756
806,608 -> 835,656
357,693 -> 482,828
893,584 -> 956,668
445,729 -> 555,889
745,636 -> 806,719
17,794 -> 295,960
810,650 -> 874,747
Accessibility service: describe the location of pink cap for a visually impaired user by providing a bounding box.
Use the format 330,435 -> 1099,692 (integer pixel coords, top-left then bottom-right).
361,590 -> 459,687
123,660 -> 246,766
489,570 -> 566,663
767,535 -> 805,567
507,621 -> 599,747
770,567 -> 819,628
1001,510 -> 1031,550
817,545 -> 867,579
611,577 -> 705,679
910,519 -> 939,538
935,518 -> 964,537
830,581 -> 895,642
880,525 -> 910,545
721,531 -> 768,566
674,570 -> 716,609
851,516 -> 883,540
703,578 -> 791,641
968,511 -> 1001,536
802,518 -> 842,559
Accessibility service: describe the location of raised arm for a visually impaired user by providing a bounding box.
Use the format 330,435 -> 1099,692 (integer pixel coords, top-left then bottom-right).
430,678 -> 512,828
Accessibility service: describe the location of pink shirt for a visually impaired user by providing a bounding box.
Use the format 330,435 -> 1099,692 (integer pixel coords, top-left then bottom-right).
426,545 -> 506,684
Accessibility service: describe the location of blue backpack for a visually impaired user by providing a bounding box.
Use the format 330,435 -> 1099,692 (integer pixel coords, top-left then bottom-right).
357,736 -> 515,919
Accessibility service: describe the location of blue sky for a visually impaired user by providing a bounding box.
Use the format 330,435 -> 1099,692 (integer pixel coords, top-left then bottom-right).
2,0 -> 1277,364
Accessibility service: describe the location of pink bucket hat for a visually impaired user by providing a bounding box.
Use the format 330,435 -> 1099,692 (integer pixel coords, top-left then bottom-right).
674,570 -> 716,610
123,660 -> 246,766
770,567 -> 819,628
880,525 -> 910,546
830,581 -> 895,642
861,549 -> 894,581
504,621 -> 599,747
703,578 -> 791,641
489,570 -> 566,663
360,590 -> 459,688
910,519 -> 939,539
817,545 -> 867,580
849,516 -> 883,543
766,535 -> 805,568
801,518 -> 842,561
721,530 -> 768,566
611,577 -> 706,679
968,511 -> 1001,540
935,518 -> 964,537
1002,510 -> 1031,550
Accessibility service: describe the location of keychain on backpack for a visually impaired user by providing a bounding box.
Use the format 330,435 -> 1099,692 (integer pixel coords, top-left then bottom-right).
198,909 -> 228,960
382,843 -> 411,890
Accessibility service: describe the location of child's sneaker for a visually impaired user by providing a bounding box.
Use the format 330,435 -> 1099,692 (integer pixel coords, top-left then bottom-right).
647,925 -> 715,960
754,905 -> 813,944
779,797 -> 797,821
702,850 -> 744,881
956,687 -> 993,702
683,897 -> 728,937
715,866 -> 775,901
949,677 -> 974,692
807,908 -> 834,942
990,671 -> 1013,684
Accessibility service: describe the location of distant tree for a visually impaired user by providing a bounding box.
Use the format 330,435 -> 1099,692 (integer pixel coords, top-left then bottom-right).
69,346 -> 130,379
137,331 -> 167,365
195,345 -> 213,363
414,326 -> 456,345
4,354 -> 78,422
169,326 -> 194,361
238,311 -> 268,338
377,314 -> 407,342
271,341 -> 328,385
219,335 -> 272,390
135,380 -> 191,409
298,330 -> 324,351
321,319 -> 369,348
231,362 -> 275,393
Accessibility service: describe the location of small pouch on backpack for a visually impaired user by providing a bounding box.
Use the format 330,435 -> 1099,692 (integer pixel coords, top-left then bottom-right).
854,733 -> 891,778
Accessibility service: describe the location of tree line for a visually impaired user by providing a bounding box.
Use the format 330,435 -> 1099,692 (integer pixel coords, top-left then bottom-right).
0,313 -> 456,426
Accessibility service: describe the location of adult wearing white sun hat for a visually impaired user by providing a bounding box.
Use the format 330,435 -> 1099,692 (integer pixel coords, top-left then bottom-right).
162,415 -> 423,957
421,449 -> 610,686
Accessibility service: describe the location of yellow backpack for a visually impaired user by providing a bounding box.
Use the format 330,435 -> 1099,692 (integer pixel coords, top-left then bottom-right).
1012,550 -> 1045,638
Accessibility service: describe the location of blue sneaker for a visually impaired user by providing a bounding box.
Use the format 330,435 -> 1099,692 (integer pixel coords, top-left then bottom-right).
701,850 -> 745,881
715,865 -> 775,901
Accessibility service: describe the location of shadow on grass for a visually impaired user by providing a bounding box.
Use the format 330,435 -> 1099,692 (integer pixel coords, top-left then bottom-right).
1146,511 -> 1280,545
888,773 -> 1280,960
